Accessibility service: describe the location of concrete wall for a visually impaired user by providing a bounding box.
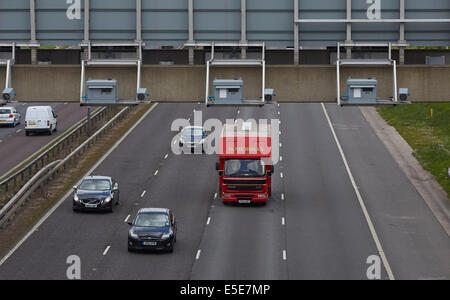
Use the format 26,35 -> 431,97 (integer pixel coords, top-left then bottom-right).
1,65 -> 449,103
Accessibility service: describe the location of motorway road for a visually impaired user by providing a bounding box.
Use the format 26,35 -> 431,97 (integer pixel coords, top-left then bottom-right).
0,102 -> 89,177
0,103 -> 448,280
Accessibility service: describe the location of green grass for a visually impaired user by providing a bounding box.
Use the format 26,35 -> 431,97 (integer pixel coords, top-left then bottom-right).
377,103 -> 450,199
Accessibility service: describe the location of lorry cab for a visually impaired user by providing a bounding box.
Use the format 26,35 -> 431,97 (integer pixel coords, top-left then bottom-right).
216,122 -> 273,205
24,106 -> 58,136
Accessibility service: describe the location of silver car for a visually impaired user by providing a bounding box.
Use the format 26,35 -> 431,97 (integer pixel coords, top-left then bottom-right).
0,107 -> 21,127
179,126 -> 207,153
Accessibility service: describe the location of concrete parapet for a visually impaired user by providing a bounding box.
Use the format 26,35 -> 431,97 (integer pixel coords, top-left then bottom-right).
1,65 -> 448,103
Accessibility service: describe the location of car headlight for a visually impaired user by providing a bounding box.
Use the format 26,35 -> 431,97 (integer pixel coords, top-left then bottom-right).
104,197 -> 112,203
74,195 -> 80,202
129,230 -> 138,239
161,232 -> 173,240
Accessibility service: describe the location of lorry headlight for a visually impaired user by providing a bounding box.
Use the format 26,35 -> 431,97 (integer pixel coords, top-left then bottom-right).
257,194 -> 266,198
223,194 -> 232,198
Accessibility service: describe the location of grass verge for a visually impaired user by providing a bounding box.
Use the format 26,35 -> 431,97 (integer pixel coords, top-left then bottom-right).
377,103 -> 450,199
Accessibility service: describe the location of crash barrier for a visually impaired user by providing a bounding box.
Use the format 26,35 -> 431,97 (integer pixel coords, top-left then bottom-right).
0,106 -> 113,202
0,106 -> 133,228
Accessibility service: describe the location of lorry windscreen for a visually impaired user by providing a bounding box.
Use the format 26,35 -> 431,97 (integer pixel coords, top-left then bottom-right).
224,159 -> 265,177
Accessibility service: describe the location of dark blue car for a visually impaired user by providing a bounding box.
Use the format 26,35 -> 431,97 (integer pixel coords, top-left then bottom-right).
128,208 -> 177,253
73,176 -> 120,212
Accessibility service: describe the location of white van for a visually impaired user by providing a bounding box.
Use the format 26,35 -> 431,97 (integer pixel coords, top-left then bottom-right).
24,106 -> 58,136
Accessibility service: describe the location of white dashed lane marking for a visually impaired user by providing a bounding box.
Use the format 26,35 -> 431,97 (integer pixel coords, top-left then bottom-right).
103,246 -> 111,256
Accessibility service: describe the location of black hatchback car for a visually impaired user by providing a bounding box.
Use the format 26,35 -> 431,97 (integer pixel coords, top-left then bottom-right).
73,176 -> 119,212
128,208 -> 177,252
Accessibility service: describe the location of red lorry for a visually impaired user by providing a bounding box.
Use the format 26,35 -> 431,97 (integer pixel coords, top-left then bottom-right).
216,122 -> 274,204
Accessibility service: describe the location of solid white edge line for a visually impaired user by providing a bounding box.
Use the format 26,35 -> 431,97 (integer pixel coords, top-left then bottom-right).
282,217 -> 285,226
196,249 -> 201,260
103,246 -> 111,256
0,103 -> 159,267
281,193 -> 285,200
321,102 -> 395,280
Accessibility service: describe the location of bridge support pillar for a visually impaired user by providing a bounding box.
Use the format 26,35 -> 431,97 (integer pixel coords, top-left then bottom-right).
399,47 -> 405,65
345,47 -> 352,60
189,48 -> 194,65
31,48 -> 37,65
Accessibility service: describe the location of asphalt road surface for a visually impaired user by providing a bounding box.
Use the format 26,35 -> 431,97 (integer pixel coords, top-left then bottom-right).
0,102 -> 448,280
0,102 -> 89,177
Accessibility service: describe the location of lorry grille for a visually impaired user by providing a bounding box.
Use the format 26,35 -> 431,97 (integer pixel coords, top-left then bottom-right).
223,179 -> 266,185
227,185 -> 262,191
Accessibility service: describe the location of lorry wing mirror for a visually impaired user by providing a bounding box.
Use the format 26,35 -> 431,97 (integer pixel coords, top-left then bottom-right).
215,162 -> 220,171
218,171 -> 224,177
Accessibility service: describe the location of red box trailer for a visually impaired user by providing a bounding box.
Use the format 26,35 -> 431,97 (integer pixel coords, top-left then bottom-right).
216,122 -> 274,205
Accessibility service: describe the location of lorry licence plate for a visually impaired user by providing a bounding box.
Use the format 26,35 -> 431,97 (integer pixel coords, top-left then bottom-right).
238,199 -> 251,204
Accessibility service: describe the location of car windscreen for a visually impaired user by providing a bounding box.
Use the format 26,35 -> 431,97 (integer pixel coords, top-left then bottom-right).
224,159 -> 265,177
79,179 -> 111,191
0,109 -> 11,114
134,213 -> 170,228
182,128 -> 204,137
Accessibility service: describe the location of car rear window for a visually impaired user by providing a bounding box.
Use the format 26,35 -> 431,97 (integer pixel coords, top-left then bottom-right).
0,109 -> 11,114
